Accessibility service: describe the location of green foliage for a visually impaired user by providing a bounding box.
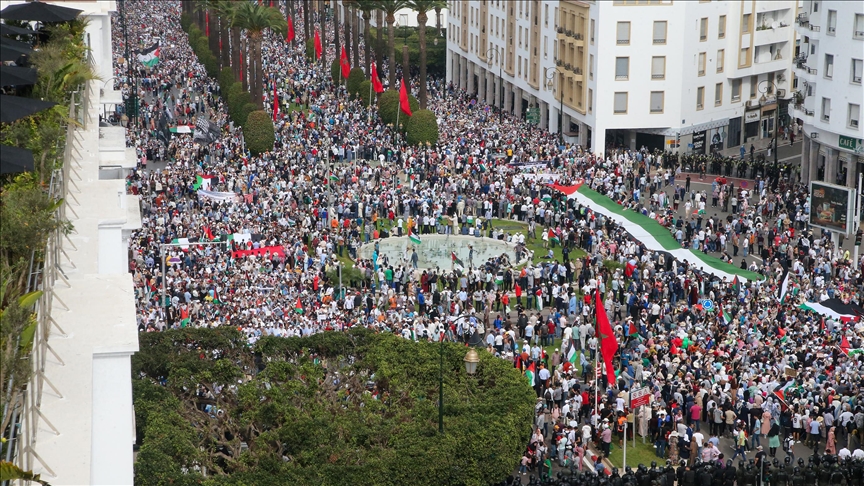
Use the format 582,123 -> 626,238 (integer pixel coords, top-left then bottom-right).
357,80 -> 373,107
180,13 -> 192,32
346,68 -> 366,99
330,58 -> 341,82
218,67 -> 234,96
378,89 -> 419,128
227,85 -> 251,125
133,329 -> 534,485
367,26 -> 447,75
305,38 -> 316,60
0,461 -> 50,485
243,111 -> 275,155
405,109 -> 439,146
238,102 -> 258,127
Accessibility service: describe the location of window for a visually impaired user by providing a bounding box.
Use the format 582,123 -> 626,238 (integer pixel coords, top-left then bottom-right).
518,55 -> 522,76
590,19 -> 595,44
589,54 -> 594,79
544,36 -> 548,58
718,15 -> 726,38
742,14 -> 751,33
698,52 -> 706,76
588,88 -> 593,113
544,4 -> 549,25
813,2 -> 818,13
849,103 -> 861,129
739,47 -> 750,66
731,79 -> 741,101
650,91 -> 664,113
614,92 -> 628,113
825,54 -> 834,78
821,97 -> 831,121
617,21 -> 630,44
715,83 -> 723,106
750,76 -> 758,98
717,49 -> 725,73
856,15 -> 864,39
653,21 -> 667,44
615,57 -> 630,80
827,10 -> 837,34
696,87 -> 704,110
699,18 -> 708,41
853,59 -> 863,84
651,56 -> 666,79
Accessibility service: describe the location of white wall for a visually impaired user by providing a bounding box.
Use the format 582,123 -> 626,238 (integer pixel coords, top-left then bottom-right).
90,353 -> 135,485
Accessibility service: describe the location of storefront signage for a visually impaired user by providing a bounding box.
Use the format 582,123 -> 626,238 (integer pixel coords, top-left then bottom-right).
839,135 -> 863,154
744,111 -> 760,123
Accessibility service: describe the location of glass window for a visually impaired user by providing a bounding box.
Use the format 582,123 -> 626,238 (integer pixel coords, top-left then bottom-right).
718,15 -> 726,38
651,56 -> 666,79
615,57 -> 629,80
698,52 -> 706,76
715,83 -> 723,106
614,92 -> 628,113
650,91 -> 664,113
742,14 -> 751,33
852,59 -> 863,84
617,21 -> 630,44
697,86 -> 705,109
821,97 -> 831,121
700,18 -> 708,41
717,49 -> 725,73
849,104 -> 860,129
731,79 -> 741,101
653,21 -> 667,44
825,54 -> 834,78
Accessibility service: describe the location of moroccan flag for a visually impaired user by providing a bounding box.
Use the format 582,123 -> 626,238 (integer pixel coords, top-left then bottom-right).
596,290 -> 618,385
286,16 -> 295,42
314,30 -> 322,60
399,78 -> 412,116
370,63 -> 384,93
193,174 -> 216,191
409,229 -> 421,245
272,82 -> 279,121
340,46 -> 350,79
526,361 -> 536,387
451,252 -> 465,271
624,261 -> 637,278
294,297 -> 304,314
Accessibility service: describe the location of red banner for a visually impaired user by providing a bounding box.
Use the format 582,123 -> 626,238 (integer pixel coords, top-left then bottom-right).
232,245 -> 285,258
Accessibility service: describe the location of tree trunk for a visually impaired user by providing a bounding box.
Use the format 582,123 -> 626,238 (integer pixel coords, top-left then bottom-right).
208,10 -> 218,56
240,35 -> 248,92
196,7 -> 205,32
231,26 -> 241,85
435,7 -> 442,35
376,10 -> 384,78
253,36 -> 263,108
303,0 -> 309,43
417,12 -> 428,109
343,2 -> 350,71
219,16 -> 230,69
386,13 -> 395,89
352,5 -> 360,68
319,0 -> 326,70
334,0 -> 341,69
363,10 -> 371,75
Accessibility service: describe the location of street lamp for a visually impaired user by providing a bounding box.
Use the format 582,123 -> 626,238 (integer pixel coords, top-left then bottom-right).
485,47 -> 503,123
544,67 -> 564,145
758,79 -> 780,186
438,315 -> 480,434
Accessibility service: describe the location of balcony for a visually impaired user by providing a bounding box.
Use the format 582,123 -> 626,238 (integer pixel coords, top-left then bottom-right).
754,24 -> 791,46
796,13 -> 809,28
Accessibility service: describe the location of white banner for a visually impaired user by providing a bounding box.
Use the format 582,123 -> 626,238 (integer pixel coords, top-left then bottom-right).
197,190 -> 238,202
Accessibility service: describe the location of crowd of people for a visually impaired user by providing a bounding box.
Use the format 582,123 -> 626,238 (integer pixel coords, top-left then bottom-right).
115,1 -> 864,484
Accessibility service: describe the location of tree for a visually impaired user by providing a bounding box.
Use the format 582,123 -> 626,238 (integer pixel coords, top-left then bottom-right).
405,108 -> 438,145
132,329 -> 535,485
377,89 -> 418,127
232,2 -> 285,109
406,0 -> 445,109
374,1 -> 409,90
346,67 -> 366,99
357,80 -> 373,107
355,0 -> 377,75
244,111 -> 275,155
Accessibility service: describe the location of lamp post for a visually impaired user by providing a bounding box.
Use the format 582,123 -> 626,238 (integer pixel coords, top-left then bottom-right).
544,67 -> 563,144
438,315 -> 480,434
485,47 -> 503,123
758,79 -> 780,187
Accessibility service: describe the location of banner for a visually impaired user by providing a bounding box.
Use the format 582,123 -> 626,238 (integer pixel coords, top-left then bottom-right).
197,190 -> 238,202
231,245 -> 285,258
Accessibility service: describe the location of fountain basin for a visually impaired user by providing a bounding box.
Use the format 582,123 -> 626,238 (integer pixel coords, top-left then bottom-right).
357,235 -> 528,271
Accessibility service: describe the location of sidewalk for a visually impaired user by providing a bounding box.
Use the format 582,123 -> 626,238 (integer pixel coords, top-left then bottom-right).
717,138 -> 802,160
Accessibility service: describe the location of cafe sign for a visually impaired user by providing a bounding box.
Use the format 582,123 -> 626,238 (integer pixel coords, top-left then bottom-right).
838,135 -> 863,154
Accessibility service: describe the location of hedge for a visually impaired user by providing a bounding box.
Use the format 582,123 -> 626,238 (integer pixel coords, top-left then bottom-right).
346,68 -> 365,99
357,80 -> 373,107
244,110 -> 275,155
405,109 -> 439,146
238,102 -> 259,127
330,59 -> 341,82
378,89 -> 419,128
219,67 -> 234,96
305,38 -> 316,60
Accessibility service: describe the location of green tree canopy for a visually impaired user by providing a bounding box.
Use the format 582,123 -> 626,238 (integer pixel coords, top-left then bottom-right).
133,328 -> 535,486
405,109 -> 439,146
243,111 -> 275,155
378,89 -> 419,128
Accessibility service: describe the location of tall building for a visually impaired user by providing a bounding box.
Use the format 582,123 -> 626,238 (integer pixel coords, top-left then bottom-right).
791,0 -> 864,189
446,0 -> 798,154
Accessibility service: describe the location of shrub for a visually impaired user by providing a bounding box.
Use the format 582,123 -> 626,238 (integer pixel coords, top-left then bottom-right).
218,67 -> 234,96
346,68 -> 365,99
330,58 -> 341,82
405,109 -> 439,146
357,80 -> 373,107
378,89 -> 419,127
238,102 -> 258,127
179,13 -> 191,32
305,38 -> 316,60
188,26 -> 201,46
244,111 -> 275,155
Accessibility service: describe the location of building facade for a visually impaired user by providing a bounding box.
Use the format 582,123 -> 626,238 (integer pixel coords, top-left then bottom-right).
791,0 -> 864,189
446,0 -> 798,154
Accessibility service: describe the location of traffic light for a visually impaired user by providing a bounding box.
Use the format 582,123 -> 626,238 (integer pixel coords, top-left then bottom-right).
855,229 -> 862,246
124,94 -> 139,118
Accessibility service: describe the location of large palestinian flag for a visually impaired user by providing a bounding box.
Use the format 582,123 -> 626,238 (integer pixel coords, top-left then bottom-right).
798,298 -> 863,322
136,42 -> 160,68
549,182 -> 762,282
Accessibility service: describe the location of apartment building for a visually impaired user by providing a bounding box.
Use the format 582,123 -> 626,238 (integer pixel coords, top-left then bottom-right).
791,0 -> 864,189
446,0 -> 797,154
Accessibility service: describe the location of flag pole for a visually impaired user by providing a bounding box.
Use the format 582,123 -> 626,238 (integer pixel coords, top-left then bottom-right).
594,288 -> 599,432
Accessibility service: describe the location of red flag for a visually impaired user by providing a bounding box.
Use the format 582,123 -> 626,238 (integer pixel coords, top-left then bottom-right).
287,16 -> 295,42
272,82 -> 279,121
370,63 -> 384,93
314,30 -> 322,60
340,46 -> 350,79
205,11 -> 210,37
399,78 -> 412,116
841,335 -> 850,354
596,290 -> 618,385
203,226 -> 215,241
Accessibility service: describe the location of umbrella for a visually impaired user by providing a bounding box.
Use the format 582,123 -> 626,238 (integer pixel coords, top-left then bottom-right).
0,65 -> 37,86
0,38 -> 31,61
0,23 -> 37,36
0,94 -> 56,123
0,145 -> 34,174
0,2 -> 81,23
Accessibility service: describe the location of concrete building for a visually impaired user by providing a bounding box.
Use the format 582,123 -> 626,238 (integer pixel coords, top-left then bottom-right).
791,0 -> 864,189
446,0 -> 798,154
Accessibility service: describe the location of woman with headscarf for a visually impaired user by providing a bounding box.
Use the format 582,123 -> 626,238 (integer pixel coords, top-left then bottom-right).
825,426 -> 836,455
767,419 -> 781,458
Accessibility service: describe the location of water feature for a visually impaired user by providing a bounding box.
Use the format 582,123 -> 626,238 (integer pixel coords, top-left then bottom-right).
357,235 -> 527,270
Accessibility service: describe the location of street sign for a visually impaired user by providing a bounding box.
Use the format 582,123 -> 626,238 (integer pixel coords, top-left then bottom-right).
526,107 -> 540,125
630,386 -> 651,408
701,299 -> 714,311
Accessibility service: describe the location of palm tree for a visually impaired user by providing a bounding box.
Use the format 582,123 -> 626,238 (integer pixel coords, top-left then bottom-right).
195,0 -> 221,63
342,0 -> 352,71
356,0 -> 377,75
351,2 -> 360,67
406,0 -> 445,109
213,0 -> 234,69
232,2 -> 285,108
374,0 -> 409,89
318,0 -> 327,68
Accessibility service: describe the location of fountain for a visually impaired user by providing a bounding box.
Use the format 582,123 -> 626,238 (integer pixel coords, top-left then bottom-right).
357,235 -> 528,270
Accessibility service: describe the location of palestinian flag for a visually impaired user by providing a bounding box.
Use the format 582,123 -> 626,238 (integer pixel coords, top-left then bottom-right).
547,229 -> 559,245
179,307 -> 190,327
541,194 -> 552,203
840,335 -> 850,354
193,174 -> 216,191
731,276 -> 740,295
773,379 -> 795,407
211,289 -> 222,305
625,260 -> 637,278
294,297 -> 304,314
721,308 -> 733,325
526,361 -> 536,387
202,226 -> 216,241
451,252 -> 465,271
778,269 -> 791,303
798,298 -> 863,322
409,229 -> 421,245
495,273 -> 504,286
842,348 -> 864,358
777,327 -> 787,343
136,42 -> 160,67
171,238 -> 190,251
566,339 -> 579,367
626,320 -> 640,336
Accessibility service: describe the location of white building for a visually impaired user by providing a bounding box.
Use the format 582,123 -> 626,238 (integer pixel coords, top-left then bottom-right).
791,0 -> 864,189
446,0 -> 797,154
